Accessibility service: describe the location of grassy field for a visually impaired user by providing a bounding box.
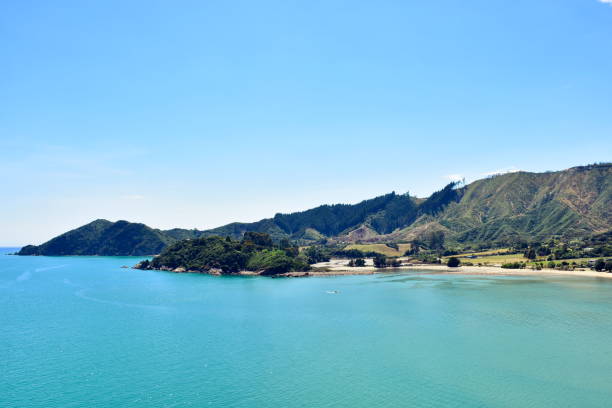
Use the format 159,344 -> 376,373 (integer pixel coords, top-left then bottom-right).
344,243 -> 411,257
445,252 -> 603,267
448,248 -> 543,265
455,248 -> 512,257
340,245 -> 607,267
453,253 -> 535,265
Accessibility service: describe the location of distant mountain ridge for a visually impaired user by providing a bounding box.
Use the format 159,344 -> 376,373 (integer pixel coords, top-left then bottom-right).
17,163 -> 611,256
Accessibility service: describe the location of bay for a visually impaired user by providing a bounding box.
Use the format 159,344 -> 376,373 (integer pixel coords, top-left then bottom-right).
2,248 -> 612,407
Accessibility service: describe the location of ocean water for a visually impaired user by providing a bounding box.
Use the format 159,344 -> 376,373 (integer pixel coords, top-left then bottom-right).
2,248 -> 612,408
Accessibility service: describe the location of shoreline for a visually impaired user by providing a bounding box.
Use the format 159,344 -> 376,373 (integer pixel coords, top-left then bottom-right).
398,264 -> 612,279
139,263 -> 612,279
302,259 -> 612,279
278,264 -> 612,279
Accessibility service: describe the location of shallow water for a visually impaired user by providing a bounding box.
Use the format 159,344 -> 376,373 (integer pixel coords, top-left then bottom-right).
2,248 -> 612,407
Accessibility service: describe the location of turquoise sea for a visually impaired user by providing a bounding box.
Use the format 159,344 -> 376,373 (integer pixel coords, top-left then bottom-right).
2,247 -> 612,408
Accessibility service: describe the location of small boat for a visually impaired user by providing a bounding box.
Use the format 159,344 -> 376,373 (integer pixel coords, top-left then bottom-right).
326,290 -> 340,294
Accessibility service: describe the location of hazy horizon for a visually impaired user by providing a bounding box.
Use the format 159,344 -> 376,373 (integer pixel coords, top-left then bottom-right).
2,0 -> 612,246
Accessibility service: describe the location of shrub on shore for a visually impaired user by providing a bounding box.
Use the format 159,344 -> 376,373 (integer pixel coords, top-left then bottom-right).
593,259 -> 612,272
501,262 -> 526,269
416,253 -> 441,264
373,254 -> 387,268
447,257 -> 461,267
389,258 -> 402,267
348,258 -> 367,267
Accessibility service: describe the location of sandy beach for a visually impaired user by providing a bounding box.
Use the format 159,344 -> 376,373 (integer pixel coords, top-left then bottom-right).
146,259 -> 612,279
400,264 -> 612,279
298,259 -> 612,279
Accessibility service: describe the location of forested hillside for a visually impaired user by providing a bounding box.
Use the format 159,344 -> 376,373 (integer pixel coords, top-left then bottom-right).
135,232 -> 309,275
17,164 -> 611,256
17,220 -> 175,256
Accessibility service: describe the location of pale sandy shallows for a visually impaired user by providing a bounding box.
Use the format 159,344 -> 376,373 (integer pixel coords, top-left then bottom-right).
302,259 -> 612,279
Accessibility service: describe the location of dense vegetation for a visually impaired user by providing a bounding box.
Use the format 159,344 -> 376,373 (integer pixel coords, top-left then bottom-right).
593,259 -> 612,272
440,163 -> 611,246
303,246 -> 331,264
499,259 -> 612,272
190,182 -> 466,243
17,164 -> 611,257
347,258 -> 366,267
200,192 -> 419,241
447,257 -> 461,267
137,232 -> 309,275
515,232 -> 612,261
17,220 -> 174,256
181,163 -> 611,250
370,254 -> 401,268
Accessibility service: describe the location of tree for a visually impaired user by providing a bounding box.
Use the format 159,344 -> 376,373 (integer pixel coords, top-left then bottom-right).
524,248 -> 536,260
373,254 -> 387,268
536,245 -> 551,256
406,240 -> 421,256
247,250 -> 301,275
136,259 -> 150,269
423,231 -> 445,250
354,258 -> 366,267
333,249 -> 365,258
594,259 -> 606,272
304,246 -> 330,264
283,246 -> 299,257
509,237 -> 529,251
447,257 -> 461,268
242,232 -> 273,248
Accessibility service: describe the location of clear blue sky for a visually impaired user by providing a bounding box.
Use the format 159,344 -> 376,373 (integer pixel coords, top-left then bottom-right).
2,0 -> 611,246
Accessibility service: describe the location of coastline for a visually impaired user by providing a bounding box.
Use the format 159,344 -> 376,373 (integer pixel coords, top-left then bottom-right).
141,262 -> 612,279
402,264 -> 612,279
295,259 -> 612,279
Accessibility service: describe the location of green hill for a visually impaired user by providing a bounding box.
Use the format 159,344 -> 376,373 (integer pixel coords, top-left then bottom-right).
17,163 -> 611,256
135,232 -> 309,275
198,192 -> 421,241
17,219 -> 175,256
437,163 -> 611,244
